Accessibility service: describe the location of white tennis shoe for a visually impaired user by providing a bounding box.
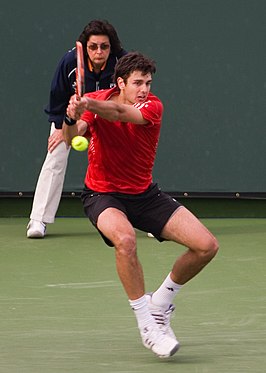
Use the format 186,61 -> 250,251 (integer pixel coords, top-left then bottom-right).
140,323 -> 179,358
145,293 -> 177,340
27,220 -> 46,238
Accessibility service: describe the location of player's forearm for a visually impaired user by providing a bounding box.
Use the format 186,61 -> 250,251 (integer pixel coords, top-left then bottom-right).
62,121 -> 78,145
77,119 -> 88,136
66,95 -> 146,124
84,97 -> 147,124
84,97 -> 121,121
66,94 -> 121,121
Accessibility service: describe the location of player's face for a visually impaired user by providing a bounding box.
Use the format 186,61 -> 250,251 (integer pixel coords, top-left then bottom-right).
121,71 -> 152,105
86,35 -> 111,70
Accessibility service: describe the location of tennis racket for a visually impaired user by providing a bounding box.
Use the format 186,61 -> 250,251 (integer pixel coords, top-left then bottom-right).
75,41 -> 85,98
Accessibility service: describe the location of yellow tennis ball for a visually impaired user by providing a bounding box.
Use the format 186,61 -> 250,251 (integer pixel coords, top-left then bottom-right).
71,136 -> 89,151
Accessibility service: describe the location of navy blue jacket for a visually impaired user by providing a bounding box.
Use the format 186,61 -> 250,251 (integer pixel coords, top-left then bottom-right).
45,47 -> 127,129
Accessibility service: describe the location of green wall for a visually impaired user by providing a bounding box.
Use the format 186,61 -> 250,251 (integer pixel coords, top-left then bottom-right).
1,0 -> 265,194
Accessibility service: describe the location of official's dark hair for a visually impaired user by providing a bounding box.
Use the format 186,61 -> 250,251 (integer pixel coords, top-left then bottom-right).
78,19 -> 123,56
113,51 -> 156,84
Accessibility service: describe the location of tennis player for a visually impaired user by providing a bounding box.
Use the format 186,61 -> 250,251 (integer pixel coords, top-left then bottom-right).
27,19 -> 126,238
63,52 -> 219,358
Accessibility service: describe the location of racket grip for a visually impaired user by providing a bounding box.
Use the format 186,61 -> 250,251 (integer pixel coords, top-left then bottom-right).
64,115 -> 77,126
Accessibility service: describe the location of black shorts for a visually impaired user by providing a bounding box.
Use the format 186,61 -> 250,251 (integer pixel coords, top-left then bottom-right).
81,183 -> 182,247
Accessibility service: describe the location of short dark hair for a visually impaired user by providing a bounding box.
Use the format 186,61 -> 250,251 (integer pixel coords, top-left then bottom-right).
78,19 -> 123,56
113,52 -> 156,84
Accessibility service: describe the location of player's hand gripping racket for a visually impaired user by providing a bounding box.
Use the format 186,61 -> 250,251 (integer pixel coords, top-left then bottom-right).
75,41 -> 85,99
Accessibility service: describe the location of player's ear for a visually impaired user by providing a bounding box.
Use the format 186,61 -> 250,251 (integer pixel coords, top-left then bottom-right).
117,77 -> 125,89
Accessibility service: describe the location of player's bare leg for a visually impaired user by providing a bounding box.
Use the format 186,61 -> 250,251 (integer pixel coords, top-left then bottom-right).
161,206 -> 219,285
97,207 -> 179,357
97,207 -> 144,299
145,206 -> 219,346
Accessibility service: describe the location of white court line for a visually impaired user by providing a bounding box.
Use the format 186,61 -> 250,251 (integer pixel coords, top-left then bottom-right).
46,280 -> 119,289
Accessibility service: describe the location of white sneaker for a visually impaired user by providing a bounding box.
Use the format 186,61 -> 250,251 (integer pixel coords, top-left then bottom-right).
27,220 -> 46,238
146,293 -> 177,340
147,233 -> 154,238
140,324 -> 179,358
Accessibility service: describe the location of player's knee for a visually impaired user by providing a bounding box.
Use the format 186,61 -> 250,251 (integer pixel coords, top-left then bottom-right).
208,236 -> 219,258
206,236 -> 219,259
115,232 -> 136,257
198,235 -> 219,262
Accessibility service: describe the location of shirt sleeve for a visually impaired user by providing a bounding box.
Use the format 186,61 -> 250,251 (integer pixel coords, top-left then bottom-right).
44,49 -> 76,129
134,97 -> 164,126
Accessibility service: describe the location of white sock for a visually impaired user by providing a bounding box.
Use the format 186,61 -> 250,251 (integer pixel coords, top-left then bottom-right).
129,295 -> 154,329
151,273 -> 182,308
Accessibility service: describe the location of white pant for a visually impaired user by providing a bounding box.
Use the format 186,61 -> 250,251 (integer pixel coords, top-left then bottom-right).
30,123 -> 70,223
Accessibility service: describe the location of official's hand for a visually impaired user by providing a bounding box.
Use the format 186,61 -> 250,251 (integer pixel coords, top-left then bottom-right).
48,128 -> 65,153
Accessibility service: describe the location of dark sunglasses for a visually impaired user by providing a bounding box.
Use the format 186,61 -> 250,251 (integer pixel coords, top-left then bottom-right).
87,43 -> 110,51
